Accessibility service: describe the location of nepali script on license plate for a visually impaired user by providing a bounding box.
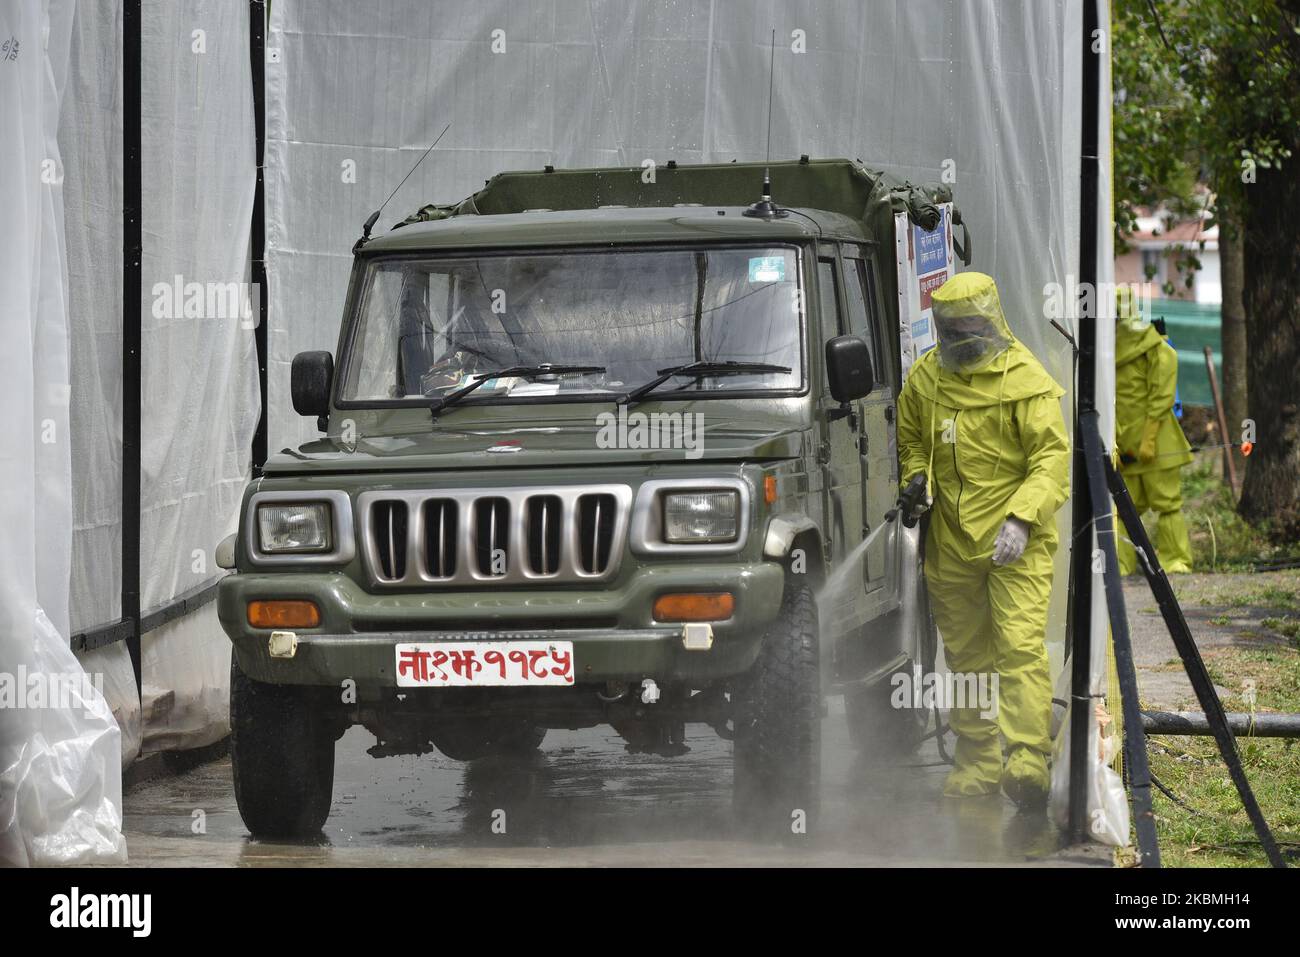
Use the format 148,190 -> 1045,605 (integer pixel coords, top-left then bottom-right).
394,640 -> 575,688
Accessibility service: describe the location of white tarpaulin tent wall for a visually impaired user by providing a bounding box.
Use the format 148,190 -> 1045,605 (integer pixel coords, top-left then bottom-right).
133,0 -> 259,755
264,0 -> 1118,835
62,0 -> 258,760
1,0 -> 125,867
1,0 -> 258,865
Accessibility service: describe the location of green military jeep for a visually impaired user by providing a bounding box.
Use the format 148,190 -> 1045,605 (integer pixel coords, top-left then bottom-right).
217,158 -> 960,838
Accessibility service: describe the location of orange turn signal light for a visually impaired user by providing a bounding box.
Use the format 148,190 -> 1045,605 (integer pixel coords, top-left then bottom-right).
653,592 -> 735,622
764,475 -> 778,505
248,599 -> 320,629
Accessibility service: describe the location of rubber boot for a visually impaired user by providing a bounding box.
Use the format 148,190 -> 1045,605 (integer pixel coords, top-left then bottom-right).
1001,746 -> 1049,809
943,734 -> 1002,797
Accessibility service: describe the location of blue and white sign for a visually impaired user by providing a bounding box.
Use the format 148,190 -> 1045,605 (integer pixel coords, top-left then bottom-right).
913,210 -> 950,276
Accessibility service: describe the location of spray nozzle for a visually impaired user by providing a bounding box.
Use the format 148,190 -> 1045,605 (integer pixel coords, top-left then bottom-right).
886,474 -> 930,528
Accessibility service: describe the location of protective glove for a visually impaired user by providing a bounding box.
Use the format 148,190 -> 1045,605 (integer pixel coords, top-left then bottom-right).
992,517 -> 1031,566
1138,418 -> 1161,464
891,473 -> 931,528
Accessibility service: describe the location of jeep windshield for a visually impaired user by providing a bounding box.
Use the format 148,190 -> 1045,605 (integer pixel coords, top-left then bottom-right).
338,245 -> 805,405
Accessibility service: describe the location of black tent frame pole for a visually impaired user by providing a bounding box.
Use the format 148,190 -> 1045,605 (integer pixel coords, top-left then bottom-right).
122,0 -> 143,693
1067,0 -> 1102,842
250,0 -> 268,475
1081,414 -> 1161,865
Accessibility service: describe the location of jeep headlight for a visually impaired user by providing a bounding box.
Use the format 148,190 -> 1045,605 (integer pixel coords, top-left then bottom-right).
662,490 -> 739,543
257,503 -> 332,553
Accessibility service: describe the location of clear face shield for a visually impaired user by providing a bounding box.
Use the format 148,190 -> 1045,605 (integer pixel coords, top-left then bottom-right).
934,309 -> 1010,373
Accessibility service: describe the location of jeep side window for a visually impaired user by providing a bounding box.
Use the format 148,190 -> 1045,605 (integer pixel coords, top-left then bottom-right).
817,257 -> 841,342
841,252 -> 880,384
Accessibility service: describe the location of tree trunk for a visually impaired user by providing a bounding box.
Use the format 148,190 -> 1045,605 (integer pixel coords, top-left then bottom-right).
1217,208 -> 1248,492
1239,158 -> 1300,538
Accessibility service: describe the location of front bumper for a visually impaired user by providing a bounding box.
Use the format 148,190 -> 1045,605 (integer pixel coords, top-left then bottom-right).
218,561 -> 785,687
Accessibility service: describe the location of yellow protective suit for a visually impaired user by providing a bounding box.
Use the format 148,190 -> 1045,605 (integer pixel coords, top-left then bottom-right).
897,272 -> 1070,805
1114,294 -> 1193,574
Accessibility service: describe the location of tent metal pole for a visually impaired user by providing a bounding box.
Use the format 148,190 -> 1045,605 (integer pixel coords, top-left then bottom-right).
250,0 -> 268,475
1067,0 -> 1102,843
122,0 -> 143,693
1082,413 -> 1161,865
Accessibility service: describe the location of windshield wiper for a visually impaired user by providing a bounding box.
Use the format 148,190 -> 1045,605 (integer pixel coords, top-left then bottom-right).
617,360 -> 792,408
428,363 -> 606,420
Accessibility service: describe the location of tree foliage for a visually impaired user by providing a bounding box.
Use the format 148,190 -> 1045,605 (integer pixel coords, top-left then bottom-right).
1112,0 -> 1297,237
1113,0 -> 1300,536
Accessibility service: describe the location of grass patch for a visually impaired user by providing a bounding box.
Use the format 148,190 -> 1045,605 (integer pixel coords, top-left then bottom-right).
1178,458 -> 1300,572
1261,617 -> 1300,644
1197,576 -> 1300,612
1143,642 -> 1300,867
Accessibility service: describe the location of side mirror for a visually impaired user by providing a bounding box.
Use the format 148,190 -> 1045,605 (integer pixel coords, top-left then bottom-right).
291,351 -> 334,418
825,335 -> 875,402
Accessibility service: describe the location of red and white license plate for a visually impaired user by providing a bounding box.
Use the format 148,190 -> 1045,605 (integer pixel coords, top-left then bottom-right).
395,640 -> 575,688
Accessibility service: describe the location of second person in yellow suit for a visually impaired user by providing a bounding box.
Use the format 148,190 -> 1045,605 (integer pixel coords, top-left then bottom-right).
1114,290 -> 1194,574
897,272 -> 1070,806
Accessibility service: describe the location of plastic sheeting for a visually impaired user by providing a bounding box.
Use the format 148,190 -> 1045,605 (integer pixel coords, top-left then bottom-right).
62,0 -> 257,758
0,0 -> 126,866
60,0 -> 141,766
4,0 -> 258,864
134,0 -> 259,752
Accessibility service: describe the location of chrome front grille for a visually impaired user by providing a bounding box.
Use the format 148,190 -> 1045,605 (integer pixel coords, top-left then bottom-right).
357,486 -> 633,587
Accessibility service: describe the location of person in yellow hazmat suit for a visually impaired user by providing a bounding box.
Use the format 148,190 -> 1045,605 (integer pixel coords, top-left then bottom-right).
1114,289 -> 1194,574
896,272 -> 1070,806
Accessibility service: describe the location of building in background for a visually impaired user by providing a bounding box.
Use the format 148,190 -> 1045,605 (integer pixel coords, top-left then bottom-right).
1115,204 -> 1220,304
1116,203 -> 1221,408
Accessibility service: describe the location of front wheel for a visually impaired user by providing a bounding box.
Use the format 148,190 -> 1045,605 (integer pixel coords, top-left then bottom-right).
230,656 -> 337,840
733,584 -> 821,833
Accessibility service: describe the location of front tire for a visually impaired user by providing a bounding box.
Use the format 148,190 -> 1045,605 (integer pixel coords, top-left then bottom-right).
230,656 -> 336,840
733,584 -> 821,832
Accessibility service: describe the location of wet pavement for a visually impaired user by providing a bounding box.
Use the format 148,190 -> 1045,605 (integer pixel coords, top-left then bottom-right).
122,698 -> 1108,867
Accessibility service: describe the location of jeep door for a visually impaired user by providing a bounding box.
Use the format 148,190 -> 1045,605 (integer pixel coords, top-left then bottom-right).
815,250 -> 867,640
840,244 -> 900,612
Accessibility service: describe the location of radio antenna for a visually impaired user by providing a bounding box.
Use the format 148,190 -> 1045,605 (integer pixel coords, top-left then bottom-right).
764,28 -> 776,163
744,29 -> 787,220
357,122 -> 451,248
